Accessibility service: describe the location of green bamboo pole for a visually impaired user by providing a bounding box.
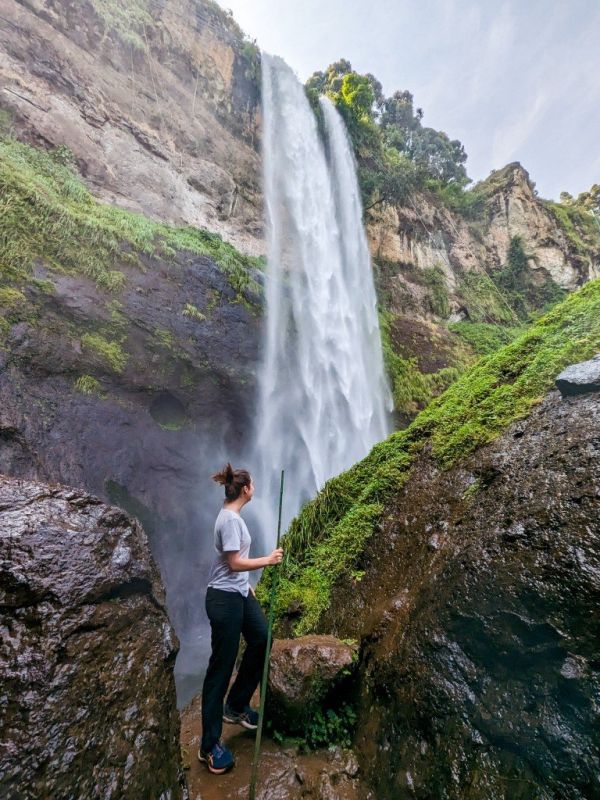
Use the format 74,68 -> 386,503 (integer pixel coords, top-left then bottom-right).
249,469 -> 285,800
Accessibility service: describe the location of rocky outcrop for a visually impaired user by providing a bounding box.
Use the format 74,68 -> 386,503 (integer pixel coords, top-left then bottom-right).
556,353 -> 600,395
0,474 -> 183,799
321,388 -> 600,798
0,0 -> 263,255
369,163 -> 600,418
267,635 -> 358,735
369,164 -> 598,313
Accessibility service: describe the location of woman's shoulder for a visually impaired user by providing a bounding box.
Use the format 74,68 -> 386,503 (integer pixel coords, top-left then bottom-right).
216,507 -> 242,523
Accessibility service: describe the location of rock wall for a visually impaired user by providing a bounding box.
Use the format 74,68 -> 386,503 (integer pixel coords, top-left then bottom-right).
321,387 -> 600,798
0,0 -> 263,255
368,163 -> 600,419
368,163 -> 599,316
0,243 -> 262,704
0,474 -> 184,799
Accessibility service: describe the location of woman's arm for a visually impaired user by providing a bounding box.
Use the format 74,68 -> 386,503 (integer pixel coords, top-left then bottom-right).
226,548 -> 283,572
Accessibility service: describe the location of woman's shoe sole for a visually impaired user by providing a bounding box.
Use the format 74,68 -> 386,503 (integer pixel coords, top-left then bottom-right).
223,711 -> 258,730
198,750 -> 234,774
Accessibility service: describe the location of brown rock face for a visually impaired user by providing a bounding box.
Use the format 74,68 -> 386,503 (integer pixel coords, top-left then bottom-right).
322,390 -> 600,798
0,475 -> 184,799
0,0 -> 263,255
267,635 -> 357,735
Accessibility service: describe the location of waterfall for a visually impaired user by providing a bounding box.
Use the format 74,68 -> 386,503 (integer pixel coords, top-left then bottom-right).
250,54 -> 391,547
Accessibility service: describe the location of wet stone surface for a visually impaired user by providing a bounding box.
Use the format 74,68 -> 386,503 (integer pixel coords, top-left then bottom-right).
555,353 -> 600,395
0,475 -> 184,799
323,390 -> 600,799
267,635 -> 358,735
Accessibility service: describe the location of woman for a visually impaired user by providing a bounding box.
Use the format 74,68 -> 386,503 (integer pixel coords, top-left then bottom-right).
199,463 -> 283,774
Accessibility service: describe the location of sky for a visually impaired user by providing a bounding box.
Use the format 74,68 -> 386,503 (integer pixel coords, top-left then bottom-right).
217,0 -> 600,200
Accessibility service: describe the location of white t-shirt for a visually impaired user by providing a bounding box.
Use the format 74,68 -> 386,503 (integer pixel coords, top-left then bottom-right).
207,507 -> 251,596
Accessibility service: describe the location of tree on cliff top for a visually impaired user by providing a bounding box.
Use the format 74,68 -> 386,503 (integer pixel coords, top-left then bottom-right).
306,60 -> 469,209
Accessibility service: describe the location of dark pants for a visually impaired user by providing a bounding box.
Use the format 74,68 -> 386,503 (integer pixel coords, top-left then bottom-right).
201,587 -> 268,751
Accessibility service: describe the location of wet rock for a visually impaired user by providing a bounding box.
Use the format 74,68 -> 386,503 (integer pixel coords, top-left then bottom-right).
267,635 -> 358,735
555,353 -> 600,395
0,475 -> 184,799
324,391 -> 600,799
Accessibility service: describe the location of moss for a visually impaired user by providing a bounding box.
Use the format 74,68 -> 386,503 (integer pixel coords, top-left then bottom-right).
458,270 -> 517,324
182,303 -> 206,321
448,321 -> 523,356
0,284 -> 37,332
0,137 -> 261,299
81,332 -> 127,373
0,287 -> 26,307
422,265 -> 450,318
546,201 -> 600,256
88,0 -> 153,49
379,311 -> 460,416
74,375 -> 104,397
154,327 -> 176,350
272,280 -> 600,634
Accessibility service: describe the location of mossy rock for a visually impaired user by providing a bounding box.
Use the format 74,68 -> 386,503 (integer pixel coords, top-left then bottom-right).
267,279 -> 600,635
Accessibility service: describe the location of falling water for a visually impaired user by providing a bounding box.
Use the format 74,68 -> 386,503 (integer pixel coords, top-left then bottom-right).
251,54 -> 391,546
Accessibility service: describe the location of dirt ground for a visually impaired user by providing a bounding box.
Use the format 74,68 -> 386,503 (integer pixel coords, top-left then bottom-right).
180,695 -> 368,800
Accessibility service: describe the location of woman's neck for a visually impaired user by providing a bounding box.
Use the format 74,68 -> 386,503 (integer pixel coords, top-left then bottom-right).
224,497 -> 246,515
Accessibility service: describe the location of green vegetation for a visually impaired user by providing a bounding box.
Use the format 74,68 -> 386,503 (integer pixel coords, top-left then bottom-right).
448,321 -> 523,356
0,137 -> 262,300
422,265 -> 451,318
380,312 -> 459,417
88,0 -> 153,49
495,236 -> 566,316
306,60 -> 469,211
0,285 -> 37,336
0,287 -> 26,308
182,303 -> 206,321
81,333 -> 127,373
457,270 -> 518,325
74,375 -> 104,396
272,703 -> 358,751
546,199 -> 600,257
265,280 -> 600,635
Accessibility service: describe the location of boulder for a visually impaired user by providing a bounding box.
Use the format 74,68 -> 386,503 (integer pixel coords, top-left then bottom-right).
0,475 -> 184,800
323,391 -> 600,799
267,635 -> 357,735
555,353 -> 600,395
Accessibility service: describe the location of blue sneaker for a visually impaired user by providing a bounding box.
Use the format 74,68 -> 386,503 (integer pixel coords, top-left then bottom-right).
198,741 -> 234,774
223,703 -> 259,730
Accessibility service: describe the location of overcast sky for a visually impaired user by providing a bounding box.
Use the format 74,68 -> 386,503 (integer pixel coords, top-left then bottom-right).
218,0 -> 600,200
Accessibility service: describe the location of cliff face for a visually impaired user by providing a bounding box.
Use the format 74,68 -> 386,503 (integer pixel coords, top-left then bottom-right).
369,163 -> 598,302
0,0 -> 263,255
0,475 -> 183,799
0,235 -> 262,704
368,163 -> 600,420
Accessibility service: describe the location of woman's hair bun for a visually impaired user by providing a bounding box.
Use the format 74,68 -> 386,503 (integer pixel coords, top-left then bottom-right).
212,462 -> 234,485
212,463 -> 251,501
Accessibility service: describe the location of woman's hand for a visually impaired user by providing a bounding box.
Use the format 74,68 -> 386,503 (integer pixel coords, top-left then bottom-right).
226,547 -> 284,572
267,548 -> 284,566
